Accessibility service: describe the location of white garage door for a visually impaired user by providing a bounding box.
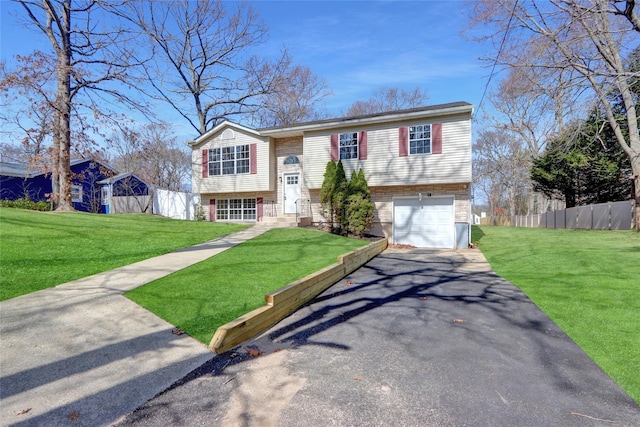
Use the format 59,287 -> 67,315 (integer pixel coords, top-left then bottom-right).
393,197 -> 455,248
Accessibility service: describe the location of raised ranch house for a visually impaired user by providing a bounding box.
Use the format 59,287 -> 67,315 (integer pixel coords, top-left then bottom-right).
190,102 -> 473,249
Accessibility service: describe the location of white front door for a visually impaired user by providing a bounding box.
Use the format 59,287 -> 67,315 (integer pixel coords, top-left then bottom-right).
283,173 -> 301,214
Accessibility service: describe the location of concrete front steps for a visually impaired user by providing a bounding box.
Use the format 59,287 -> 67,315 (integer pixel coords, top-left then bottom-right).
260,214 -> 312,227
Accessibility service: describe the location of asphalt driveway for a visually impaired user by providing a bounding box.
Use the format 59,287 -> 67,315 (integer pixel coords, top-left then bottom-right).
117,248 -> 640,426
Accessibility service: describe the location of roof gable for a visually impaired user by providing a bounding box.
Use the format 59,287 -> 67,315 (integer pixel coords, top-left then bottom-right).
188,120 -> 263,148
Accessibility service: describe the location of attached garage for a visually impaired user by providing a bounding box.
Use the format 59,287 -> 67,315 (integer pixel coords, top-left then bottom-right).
393,196 -> 455,249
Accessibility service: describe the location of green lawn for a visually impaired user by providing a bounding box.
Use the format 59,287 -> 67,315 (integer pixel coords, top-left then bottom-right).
473,225 -> 640,405
125,228 -> 368,344
0,208 -> 249,301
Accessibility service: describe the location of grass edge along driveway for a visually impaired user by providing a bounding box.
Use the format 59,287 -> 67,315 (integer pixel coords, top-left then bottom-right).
473,225 -> 640,405
125,227 -> 368,345
0,208 -> 249,301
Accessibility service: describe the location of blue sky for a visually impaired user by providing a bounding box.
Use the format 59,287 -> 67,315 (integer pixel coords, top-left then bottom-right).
1,0 -> 491,131
251,0 -> 490,114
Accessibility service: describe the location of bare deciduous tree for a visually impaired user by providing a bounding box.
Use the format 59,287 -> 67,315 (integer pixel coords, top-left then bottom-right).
345,86 -> 429,117
109,122 -> 191,192
10,0 -> 146,211
113,0 -> 291,135
252,65 -> 332,127
474,128 -> 531,216
1,53 -> 56,172
469,0 -> 640,229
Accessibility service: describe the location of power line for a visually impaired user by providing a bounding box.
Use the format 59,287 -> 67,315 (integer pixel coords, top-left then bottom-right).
476,0 -> 519,117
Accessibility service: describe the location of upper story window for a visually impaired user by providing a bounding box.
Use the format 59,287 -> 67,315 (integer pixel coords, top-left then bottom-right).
409,124 -> 431,155
340,132 -> 358,160
209,144 -> 250,176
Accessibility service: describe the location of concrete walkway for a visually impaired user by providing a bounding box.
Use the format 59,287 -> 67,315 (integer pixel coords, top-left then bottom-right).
0,223 -> 274,427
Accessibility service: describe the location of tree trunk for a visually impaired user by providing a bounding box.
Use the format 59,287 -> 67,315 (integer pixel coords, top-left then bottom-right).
53,0 -> 74,212
564,186 -> 576,209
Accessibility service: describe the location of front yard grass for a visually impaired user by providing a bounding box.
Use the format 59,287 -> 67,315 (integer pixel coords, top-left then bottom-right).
473,225 -> 640,405
0,208 -> 249,301
125,228 -> 369,344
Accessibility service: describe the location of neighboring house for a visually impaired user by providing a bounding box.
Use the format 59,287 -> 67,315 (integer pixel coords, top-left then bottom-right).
189,102 -> 473,249
0,159 -> 150,214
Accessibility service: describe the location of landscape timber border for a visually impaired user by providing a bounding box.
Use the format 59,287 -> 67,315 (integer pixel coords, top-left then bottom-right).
209,238 -> 388,353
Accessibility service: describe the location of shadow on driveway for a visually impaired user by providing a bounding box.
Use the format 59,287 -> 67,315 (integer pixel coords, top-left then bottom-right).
117,249 -> 640,427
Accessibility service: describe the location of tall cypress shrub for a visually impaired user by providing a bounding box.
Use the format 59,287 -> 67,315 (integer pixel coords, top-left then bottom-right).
346,168 -> 374,237
333,160 -> 348,232
320,161 -> 337,228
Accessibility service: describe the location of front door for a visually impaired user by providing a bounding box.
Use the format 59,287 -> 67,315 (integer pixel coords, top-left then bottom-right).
283,173 -> 301,214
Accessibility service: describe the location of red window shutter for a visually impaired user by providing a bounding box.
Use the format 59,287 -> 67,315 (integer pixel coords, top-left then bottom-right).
330,134 -> 339,161
358,131 -> 368,160
399,127 -> 408,157
250,144 -> 257,174
202,149 -> 209,178
209,199 -> 216,222
256,197 -> 263,221
432,123 -> 442,154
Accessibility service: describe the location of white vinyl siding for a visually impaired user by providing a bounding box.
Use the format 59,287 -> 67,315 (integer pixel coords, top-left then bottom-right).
192,127 -> 274,194
303,113 -> 472,189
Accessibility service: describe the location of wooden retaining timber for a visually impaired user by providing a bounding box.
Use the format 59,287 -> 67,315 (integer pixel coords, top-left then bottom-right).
209,238 -> 388,353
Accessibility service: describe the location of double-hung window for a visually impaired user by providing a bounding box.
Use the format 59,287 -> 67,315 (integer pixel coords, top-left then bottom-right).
222,147 -> 235,175
409,124 -> 431,155
235,145 -> 250,174
209,148 -> 222,176
339,133 -> 358,160
209,144 -> 250,176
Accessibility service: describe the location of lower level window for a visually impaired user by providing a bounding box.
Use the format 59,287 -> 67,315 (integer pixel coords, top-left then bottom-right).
216,198 -> 256,221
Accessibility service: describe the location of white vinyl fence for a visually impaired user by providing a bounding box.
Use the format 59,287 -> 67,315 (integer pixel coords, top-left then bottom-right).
510,200 -> 635,230
152,189 -> 201,220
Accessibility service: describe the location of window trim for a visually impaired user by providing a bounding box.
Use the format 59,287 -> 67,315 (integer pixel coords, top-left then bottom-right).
208,144 -> 251,176
339,132 -> 358,160
71,185 -> 83,203
409,124 -> 432,155
101,186 -> 110,205
215,198 -> 257,221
